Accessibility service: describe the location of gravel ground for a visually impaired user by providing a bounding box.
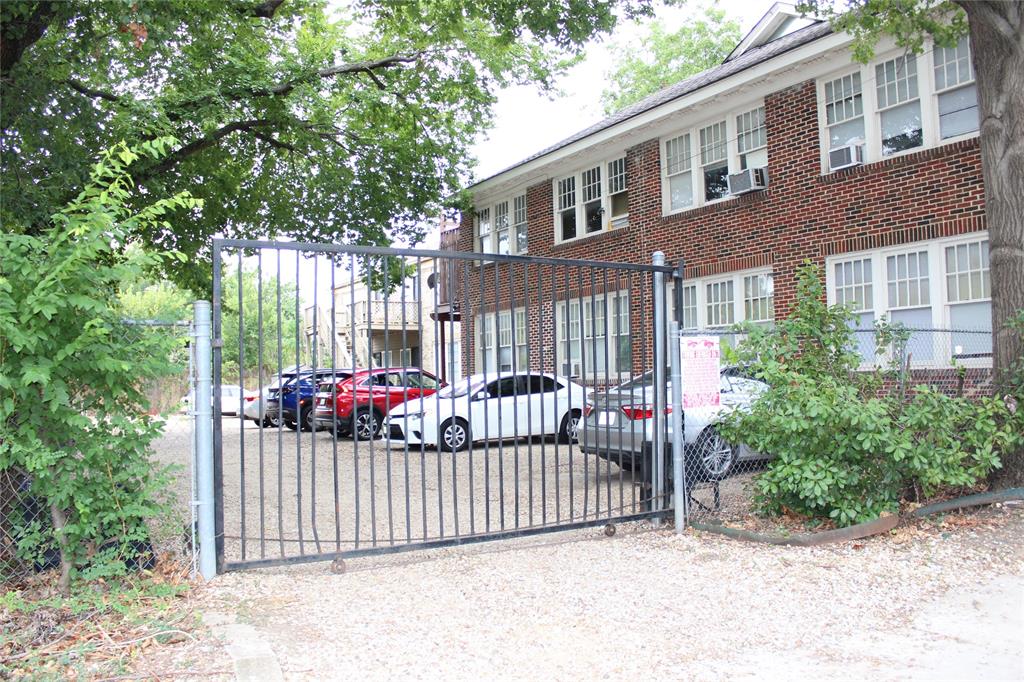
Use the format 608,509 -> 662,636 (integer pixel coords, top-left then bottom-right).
145,415 -> 1023,680
135,503 -> 1023,680
153,415 -> 668,565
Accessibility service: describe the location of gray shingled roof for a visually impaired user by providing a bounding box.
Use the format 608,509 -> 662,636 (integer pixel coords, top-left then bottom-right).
471,20 -> 831,188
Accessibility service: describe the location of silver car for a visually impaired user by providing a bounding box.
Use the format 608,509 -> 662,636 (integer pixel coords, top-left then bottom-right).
578,367 -> 768,481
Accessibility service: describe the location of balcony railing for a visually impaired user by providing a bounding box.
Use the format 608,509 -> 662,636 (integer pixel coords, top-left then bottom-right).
335,300 -> 422,330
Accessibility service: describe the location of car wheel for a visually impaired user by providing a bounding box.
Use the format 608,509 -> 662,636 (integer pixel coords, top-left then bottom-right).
302,407 -> 318,432
440,418 -> 470,452
284,419 -> 299,431
692,427 -> 738,481
260,416 -> 275,428
352,408 -> 381,441
557,410 -> 581,444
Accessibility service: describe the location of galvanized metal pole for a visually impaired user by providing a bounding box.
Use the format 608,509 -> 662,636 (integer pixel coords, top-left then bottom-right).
669,320 -> 686,533
194,300 -> 217,580
652,252 -> 666,523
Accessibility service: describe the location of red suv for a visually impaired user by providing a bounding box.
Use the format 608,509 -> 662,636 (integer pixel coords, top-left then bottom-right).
314,367 -> 443,440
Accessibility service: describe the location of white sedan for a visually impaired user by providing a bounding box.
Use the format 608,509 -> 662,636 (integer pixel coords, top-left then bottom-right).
385,372 -> 588,451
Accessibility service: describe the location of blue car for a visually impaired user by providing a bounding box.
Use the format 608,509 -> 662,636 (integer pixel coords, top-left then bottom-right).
266,368 -> 353,431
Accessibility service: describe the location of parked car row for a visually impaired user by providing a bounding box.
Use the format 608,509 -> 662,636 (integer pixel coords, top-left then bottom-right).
225,363 -> 768,480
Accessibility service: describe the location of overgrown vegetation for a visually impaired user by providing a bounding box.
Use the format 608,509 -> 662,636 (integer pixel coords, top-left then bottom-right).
0,139 -> 200,592
0,563 -> 194,678
718,264 -> 1020,527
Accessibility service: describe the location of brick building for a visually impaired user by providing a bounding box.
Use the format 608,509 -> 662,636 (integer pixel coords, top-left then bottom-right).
455,3 -> 991,385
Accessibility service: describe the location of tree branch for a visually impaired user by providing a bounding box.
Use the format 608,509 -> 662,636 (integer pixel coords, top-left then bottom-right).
64,78 -> 120,103
248,0 -> 285,19
957,1 -> 1019,43
1,1 -> 59,79
141,119 -> 277,176
260,53 -> 422,96
252,130 -> 295,152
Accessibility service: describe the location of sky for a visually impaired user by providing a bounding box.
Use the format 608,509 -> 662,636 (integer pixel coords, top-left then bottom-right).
468,0 -> 779,181
262,0 -> 780,306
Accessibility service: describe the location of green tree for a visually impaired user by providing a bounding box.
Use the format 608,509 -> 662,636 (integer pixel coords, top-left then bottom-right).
0,140 -> 200,592
795,0 -> 1024,488
219,266 -> 303,383
1,0 -> 650,292
600,6 -> 740,115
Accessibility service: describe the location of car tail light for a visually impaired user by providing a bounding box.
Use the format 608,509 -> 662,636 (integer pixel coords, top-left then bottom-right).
583,402 -> 594,417
244,395 -> 257,402
620,405 -> 673,420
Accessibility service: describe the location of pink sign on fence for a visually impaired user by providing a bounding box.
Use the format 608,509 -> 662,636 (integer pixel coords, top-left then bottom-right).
680,336 -> 721,409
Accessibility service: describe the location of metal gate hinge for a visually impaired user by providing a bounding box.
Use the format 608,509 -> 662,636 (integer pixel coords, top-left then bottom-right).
212,338 -> 224,348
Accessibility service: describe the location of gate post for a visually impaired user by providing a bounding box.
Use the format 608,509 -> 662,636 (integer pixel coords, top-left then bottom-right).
669,320 -> 686,533
652,252 -> 666,524
194,300 -> 217,580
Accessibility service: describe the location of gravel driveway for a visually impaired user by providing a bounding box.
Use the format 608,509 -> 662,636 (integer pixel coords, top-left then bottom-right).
137,505 -> 1023,680
154,415 -> 679,565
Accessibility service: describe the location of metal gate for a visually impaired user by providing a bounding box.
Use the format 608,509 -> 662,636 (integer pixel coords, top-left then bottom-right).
212,239 -> 679,571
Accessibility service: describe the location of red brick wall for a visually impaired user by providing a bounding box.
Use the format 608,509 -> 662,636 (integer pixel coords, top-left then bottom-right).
456,77 -> 986,378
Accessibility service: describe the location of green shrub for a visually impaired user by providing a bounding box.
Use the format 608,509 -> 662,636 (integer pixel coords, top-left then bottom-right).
0,140 -> 201,591
718,263 -> 1015,526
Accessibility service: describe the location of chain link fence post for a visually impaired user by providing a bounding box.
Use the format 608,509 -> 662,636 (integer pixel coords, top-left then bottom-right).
669,320 -> 686,533
194,301 -> 217,580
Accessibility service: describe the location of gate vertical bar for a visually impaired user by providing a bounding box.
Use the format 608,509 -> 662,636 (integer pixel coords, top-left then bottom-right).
194,299 -> 217,579
652,251 -> 666,523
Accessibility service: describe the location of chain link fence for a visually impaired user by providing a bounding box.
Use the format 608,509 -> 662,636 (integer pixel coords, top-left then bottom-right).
677,327 -> 994,527
0,319 -> 193,586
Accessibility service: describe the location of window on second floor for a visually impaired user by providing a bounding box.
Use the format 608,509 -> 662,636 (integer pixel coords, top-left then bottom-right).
553,155 -> 628,244
475,194 -> 527,255
818,37 -> 979,172
661,103 -> 768,215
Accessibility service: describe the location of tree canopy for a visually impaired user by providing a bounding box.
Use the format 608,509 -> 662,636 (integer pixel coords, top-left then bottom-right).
1,0 -> 649,291
600,6 -> 739,115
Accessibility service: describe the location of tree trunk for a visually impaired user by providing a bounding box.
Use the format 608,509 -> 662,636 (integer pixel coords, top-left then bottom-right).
49,502 -> 72,595
960,2 -> 1024,489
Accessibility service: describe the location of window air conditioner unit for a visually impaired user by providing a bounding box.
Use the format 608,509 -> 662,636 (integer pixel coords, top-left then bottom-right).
726,167 -> 768,195
828,143 -> 864,171
561,362 -> 582,378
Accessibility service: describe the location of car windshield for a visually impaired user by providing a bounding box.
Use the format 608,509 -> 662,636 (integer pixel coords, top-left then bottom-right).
438,379 -> 485,398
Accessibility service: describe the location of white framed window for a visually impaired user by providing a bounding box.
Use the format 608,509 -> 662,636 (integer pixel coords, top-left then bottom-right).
833,256 -> 877,362
945,239 -> 991,358
705,279 -> 735,327
824,72 -> 865,150
494,201 -> 510,255
876,54 -> 923,156
497,310 -> 513,371
513,195 -> 528,253
557,176 -> 577,241
555,292 -> 631,378
818,39 -> 980,172
700,121 -> 729,202
608,157 -> 629,226
665,134 -> 694,211
553,155 -> 628,244
736,106 -> 767,170
933,36 -> 979,140
826,233 -> 992,367
681,284 -> 698,330
743,273 -> 774,324
476,307 -> 529,373
475,193 -> 528,255
673,268 -> 774,331
514,309 -> 528,369
476,208 -> 491,254
660,101 -> 768,215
